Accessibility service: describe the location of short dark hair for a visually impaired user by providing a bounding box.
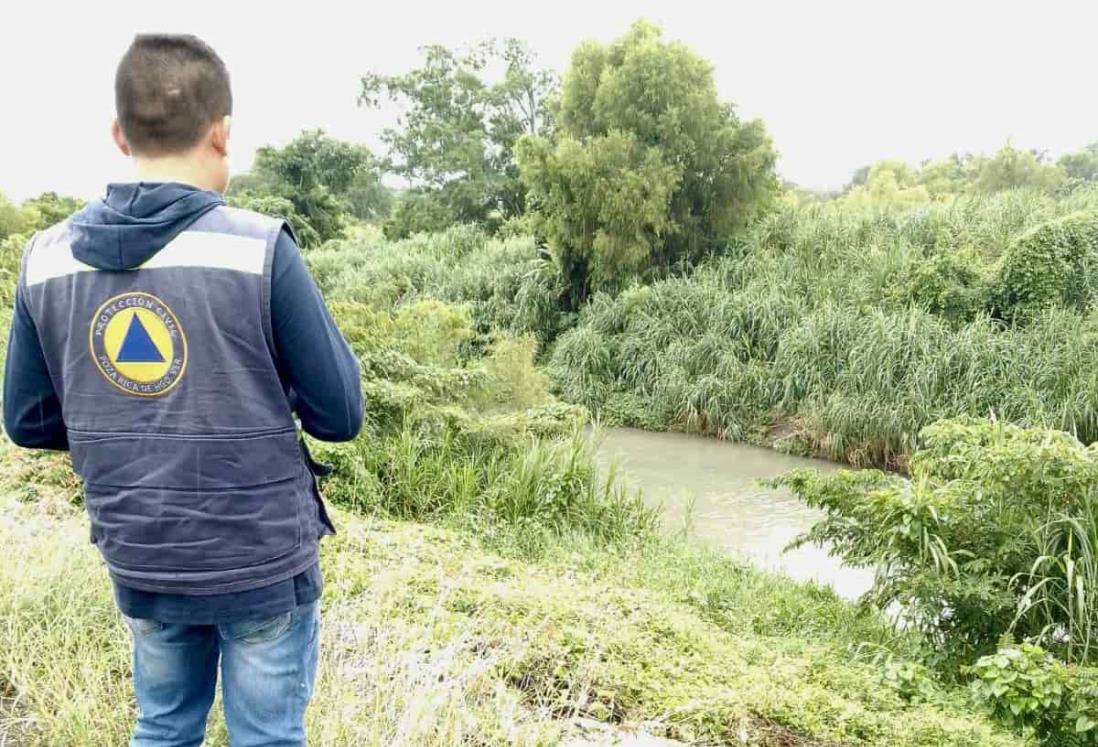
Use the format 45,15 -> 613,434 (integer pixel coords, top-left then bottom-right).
115,34 -> 232,156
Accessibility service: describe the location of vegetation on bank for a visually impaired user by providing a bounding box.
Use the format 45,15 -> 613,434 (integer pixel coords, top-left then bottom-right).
550,188 -> 1098,469
0,215 -> 1024,745
7,186 -> 1098,743
0,466 -> 1022,746
297,214 -> 1098,743
778,417 -> 1098,745
1,17 -> 1097,747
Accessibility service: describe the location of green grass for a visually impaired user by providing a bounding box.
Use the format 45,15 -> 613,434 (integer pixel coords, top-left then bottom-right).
291,191 -> 1098,471
546,188 -> 1098,469
2,197 -> 1081,745
0,491 -> 1025,746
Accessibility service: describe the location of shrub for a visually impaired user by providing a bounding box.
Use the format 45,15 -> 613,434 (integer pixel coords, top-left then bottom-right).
970,643 -> 1098,746
992,211 -> 1098,321
902,247 -> 991,324
308,225 -> 567,346
777,418 -> 1098,668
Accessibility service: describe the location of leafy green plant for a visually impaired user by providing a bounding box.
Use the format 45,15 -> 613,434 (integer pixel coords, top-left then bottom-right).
901,246 -> 991,324
778,418 -> 1098,667
992,211 -> 1098,322
970,643 -> 1098,745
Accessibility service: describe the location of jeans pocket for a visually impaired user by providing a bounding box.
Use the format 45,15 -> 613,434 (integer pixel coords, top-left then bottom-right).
122,615 -> 164,636
220,611 -> 294,644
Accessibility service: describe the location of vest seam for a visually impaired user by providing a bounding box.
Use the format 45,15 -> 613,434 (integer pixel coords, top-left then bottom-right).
68,426 -> 297,441
260,221 -> 279,373
103,537 -> 303,575
107,552 -> 320,596
84,473 -> 305,493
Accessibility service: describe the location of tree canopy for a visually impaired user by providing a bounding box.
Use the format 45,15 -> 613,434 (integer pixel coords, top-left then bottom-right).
360,39 -> 556,238
0,191 -> 85,241
516,20 -> 778,305
833,142 -> 1098,209
228,130 -> 389,246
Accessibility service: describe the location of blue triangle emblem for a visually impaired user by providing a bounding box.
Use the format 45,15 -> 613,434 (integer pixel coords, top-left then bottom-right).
115,313 -> 165,363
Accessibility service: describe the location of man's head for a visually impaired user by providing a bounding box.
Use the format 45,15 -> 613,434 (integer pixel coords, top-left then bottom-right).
112,34 -> 233,193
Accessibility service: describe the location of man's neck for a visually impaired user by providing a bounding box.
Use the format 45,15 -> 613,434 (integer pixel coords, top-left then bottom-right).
132,155 -> 220,193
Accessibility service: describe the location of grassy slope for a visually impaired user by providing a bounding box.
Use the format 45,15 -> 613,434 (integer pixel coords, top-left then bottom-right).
0,487 -> 1023,747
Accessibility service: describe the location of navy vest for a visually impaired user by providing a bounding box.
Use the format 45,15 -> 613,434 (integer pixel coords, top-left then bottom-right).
20,207 -> 330,595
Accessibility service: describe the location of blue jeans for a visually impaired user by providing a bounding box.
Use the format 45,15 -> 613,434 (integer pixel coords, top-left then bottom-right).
124,602 -> 320,747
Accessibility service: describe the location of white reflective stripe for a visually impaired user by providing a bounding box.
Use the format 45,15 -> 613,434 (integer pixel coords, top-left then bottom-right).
140,231 -> 266,274
24,235 -> 96,286
24,230 -> 266,286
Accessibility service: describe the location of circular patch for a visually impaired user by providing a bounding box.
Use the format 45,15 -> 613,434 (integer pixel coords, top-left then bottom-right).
89,292 -> 187,397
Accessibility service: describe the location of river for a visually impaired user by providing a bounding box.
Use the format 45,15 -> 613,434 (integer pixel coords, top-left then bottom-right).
597,428 -> 874,600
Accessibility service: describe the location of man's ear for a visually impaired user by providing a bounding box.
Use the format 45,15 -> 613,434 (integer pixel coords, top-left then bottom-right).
210,116 -> 231,157
111,119 -> 132,156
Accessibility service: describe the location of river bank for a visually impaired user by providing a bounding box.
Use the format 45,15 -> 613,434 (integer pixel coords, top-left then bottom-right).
0,484 -> 1021,746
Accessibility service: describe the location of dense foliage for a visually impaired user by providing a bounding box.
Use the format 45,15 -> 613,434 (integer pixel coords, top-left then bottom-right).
307,225 -> 566,345
516,21 -> 778,305
228,130 -> 389,246
549,188 -> 1098,469
777,418 -> 1098,744
360,39 -> 555,238
830,142 -> 1098,209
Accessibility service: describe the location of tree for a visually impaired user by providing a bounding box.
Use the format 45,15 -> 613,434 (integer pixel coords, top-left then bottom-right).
917,153 -> 974,199
229,130 -> 388,246
0,193 -> 25,241
20,192 -> 85,231
516,131 -> 680,297
972,143 -> 1065,193
516,20 -> 778,305
838,160 -> 932,210
360,39 -> 556,237
1058,142 -> 1098,184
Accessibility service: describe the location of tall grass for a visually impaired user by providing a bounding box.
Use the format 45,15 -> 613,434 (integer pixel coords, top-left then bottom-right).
548,188 -> 1098,467
301,281 -> 655,547
308,224 -> 567,346
0,492 -> 1025,746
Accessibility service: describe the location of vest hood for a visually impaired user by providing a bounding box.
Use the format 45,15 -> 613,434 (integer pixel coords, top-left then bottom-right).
70,182 -> 224,271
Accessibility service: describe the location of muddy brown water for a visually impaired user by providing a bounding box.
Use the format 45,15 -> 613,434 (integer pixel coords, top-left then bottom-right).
597,428 -> 874,600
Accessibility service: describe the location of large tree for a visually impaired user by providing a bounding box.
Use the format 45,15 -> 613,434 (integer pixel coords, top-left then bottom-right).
516,21 -> 778,305
972,143 -> 1065,193
1059,142 -> 1098,184
0,191 -> 85,241
229,130 -> 388,246
360,39 -> 556,238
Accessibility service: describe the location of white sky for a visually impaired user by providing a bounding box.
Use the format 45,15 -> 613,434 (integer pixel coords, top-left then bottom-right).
3,0 -> 1096,201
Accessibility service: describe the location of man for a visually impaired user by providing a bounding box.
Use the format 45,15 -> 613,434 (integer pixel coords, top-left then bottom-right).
2,34 -> 363,746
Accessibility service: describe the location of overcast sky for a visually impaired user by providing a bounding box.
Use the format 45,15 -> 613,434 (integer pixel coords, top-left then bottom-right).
3,0 -> 1096,201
